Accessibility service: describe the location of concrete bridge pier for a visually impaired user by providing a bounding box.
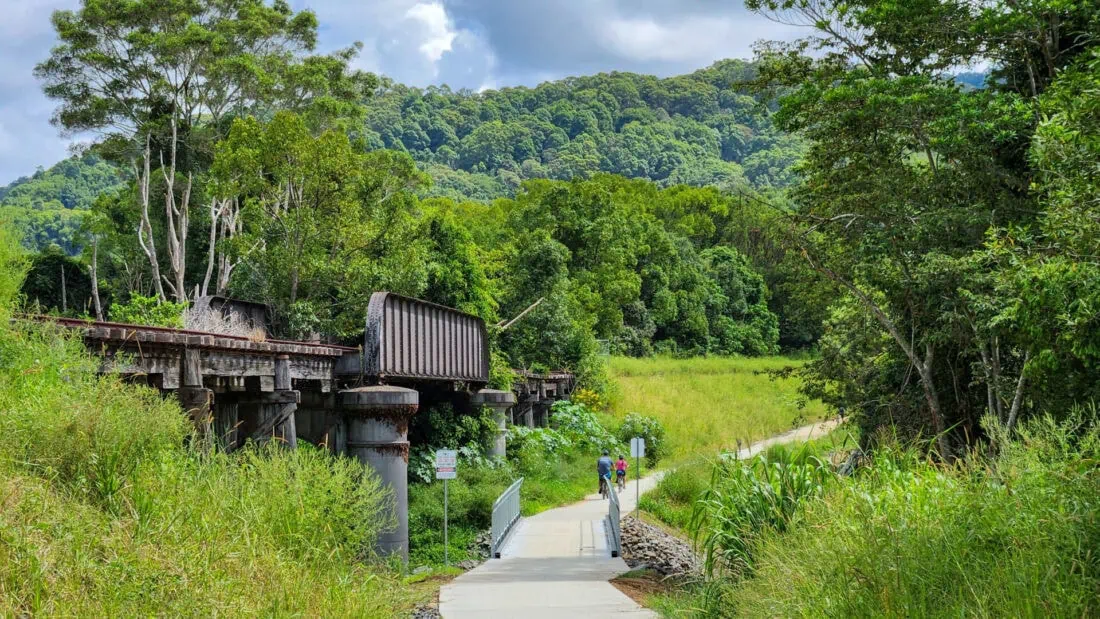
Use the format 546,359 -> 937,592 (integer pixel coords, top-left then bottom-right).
338,385 -> 419,560
472,389 -> 516,458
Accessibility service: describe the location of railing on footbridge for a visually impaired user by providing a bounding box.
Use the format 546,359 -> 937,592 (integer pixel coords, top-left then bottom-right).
491,478 -> 524,558
607,484 -> 622,558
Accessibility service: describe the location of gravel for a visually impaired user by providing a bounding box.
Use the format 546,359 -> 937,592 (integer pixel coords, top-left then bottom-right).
411,605 -> 441,619
619,515 -> 700,577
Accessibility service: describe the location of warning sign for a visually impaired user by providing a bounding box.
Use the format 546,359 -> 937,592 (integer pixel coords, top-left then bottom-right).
435,449 -> 457,480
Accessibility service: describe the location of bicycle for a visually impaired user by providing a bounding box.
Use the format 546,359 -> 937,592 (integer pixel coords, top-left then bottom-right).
599,473 -> 612,499
616,471 -> 626,492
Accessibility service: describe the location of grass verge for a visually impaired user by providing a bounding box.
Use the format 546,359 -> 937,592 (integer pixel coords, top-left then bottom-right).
653,412 -> 1100,617
608,356 -> 827,463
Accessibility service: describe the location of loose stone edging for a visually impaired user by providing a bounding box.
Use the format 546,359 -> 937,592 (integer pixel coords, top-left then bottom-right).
619,515 -> 701,578
411,604 -> 442,619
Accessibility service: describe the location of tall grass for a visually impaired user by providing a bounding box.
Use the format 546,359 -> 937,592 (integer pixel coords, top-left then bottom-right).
0,228 -> 417,616
608,356 -> 827,463
691,443 -> 833,580
663,412 -> 1100,617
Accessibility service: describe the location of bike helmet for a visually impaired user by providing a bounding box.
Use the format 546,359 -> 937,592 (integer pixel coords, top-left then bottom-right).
602,449 -> 610,456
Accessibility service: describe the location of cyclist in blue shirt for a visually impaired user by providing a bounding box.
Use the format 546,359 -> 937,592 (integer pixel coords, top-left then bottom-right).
597,449 -> 614,496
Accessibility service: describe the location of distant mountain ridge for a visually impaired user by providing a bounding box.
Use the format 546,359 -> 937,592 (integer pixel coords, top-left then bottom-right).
0,154 -> 125,253
1,59 -> 799,252
363,59 -> 800,201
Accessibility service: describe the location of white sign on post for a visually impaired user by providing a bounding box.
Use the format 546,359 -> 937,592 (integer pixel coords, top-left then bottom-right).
630,437 -> 646,458
435,449 -> 457,480
436,449 -> 458,566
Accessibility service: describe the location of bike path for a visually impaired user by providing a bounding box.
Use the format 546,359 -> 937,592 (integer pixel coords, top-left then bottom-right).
438,419 -> 838,618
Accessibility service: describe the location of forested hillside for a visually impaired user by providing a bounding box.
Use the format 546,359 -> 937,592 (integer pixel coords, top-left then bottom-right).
365,59 -> 801,201
0,154 -> 124,252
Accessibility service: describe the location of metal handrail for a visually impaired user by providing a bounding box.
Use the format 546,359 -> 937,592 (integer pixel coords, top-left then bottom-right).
607,484 -> 622,558
491,477 -> 524,558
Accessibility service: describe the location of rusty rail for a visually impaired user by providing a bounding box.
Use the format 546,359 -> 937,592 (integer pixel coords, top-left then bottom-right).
24,315 -> 357,356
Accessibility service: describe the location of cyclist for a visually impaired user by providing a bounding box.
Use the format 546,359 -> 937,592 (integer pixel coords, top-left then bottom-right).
615,454 -> 628,490
597,449 -> 613,497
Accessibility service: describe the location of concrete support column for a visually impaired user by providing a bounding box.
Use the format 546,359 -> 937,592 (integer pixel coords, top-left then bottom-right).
471,389 -> 516,458
338,385 -> 419,559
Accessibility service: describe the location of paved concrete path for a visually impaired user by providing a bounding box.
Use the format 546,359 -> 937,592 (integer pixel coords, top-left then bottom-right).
439,419 -> 838,618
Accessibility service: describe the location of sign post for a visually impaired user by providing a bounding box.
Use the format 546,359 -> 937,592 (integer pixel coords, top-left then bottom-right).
630,437 -> 645,517
435,449 -> 458,566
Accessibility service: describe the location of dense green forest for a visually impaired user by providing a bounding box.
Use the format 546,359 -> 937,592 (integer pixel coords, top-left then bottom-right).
1,59 -> 798,254
8,0 -> 1096,450
363,60 -> 801,200
0,154 -> 124,252
6,5 -> 818,366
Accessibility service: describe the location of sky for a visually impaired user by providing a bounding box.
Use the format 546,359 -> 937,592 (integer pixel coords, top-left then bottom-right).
0,0 -> 803,185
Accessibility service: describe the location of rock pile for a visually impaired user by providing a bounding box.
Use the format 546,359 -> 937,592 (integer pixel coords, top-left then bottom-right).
410,604 -> 441,619
470,530 -> 492,559
619,516 -> 700,577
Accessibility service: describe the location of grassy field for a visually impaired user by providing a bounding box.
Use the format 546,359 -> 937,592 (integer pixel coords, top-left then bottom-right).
608,356 -> 828,463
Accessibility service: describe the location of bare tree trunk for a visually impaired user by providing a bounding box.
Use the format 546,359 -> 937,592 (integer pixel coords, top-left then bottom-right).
201,197 -> 232,298
135,134 -> 166,301
991,336 -> 1005,419
1005,351 -> 1031,432
60,262 -> 67,314
215,198 -> 244,295
90,236 -> 104,321
978,340 -> 997,418
161,115 -> 191,303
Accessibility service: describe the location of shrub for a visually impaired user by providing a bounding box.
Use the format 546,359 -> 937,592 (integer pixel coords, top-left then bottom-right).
507,424 -> 573,456
488,349 -> 516,390
108,293 -> 186,327
618,412 -> 666,466
571,387 -> 605,411
550,400 -> 622,453
408,403 -> 502,482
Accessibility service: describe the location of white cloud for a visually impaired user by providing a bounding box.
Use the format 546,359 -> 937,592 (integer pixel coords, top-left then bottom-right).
405,2 -> 457,64
603,16 -> 743,63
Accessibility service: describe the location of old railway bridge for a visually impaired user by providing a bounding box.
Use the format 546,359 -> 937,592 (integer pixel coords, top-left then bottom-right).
53,292 -> 573,559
